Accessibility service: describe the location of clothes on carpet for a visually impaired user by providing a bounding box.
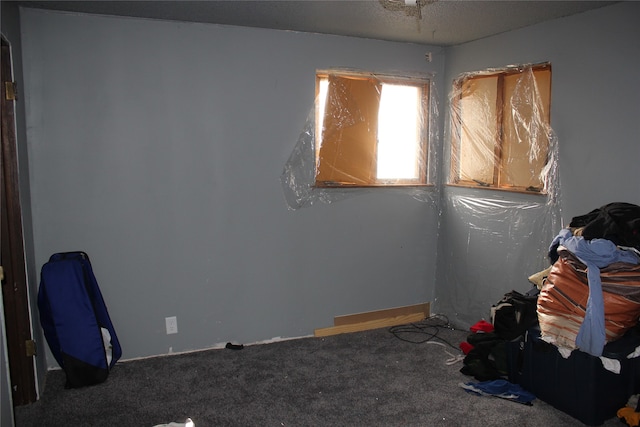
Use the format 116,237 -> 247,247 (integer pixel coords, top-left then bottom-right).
459,341 -> 474,355
469,319 -> 494,334
460,379 -> 535,406
460,331 -> 509,381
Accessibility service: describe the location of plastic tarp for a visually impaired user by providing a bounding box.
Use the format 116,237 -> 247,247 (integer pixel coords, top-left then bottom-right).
436,63 -> 562,329
281,69 -> 440,210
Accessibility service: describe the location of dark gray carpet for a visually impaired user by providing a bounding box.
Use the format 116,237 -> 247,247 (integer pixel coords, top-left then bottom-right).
14,320 -> 627,426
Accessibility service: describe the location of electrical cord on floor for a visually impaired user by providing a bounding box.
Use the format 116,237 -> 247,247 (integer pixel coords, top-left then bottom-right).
388,314 -> 466,365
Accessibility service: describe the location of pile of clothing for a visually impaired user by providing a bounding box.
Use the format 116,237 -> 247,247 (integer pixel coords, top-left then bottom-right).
459,291 -> 539,382
537,202 -> 640,357
459,203 -> 640,424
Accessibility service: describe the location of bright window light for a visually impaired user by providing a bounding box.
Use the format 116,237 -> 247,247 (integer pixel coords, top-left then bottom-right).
377,84 -> 421,180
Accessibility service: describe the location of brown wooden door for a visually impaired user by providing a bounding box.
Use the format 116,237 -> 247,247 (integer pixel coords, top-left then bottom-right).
1,36 -> 37,406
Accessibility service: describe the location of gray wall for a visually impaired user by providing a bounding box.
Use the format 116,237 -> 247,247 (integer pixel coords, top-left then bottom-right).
20,8 -> 444,364
435,1 -> 640,328
7,1 -> 640,376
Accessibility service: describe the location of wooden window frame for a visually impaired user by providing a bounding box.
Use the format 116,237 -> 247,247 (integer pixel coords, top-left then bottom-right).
314,70 -> 431,188
449,63 -> 552,194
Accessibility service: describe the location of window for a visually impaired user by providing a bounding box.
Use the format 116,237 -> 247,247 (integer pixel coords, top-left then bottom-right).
314,70 -> 430,187
449,63 -> 552,193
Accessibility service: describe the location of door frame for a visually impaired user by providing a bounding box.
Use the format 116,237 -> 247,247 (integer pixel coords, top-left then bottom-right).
1,35 -> 37,406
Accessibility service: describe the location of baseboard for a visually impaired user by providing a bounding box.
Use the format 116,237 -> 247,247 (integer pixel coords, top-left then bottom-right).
314,302 -> 430,337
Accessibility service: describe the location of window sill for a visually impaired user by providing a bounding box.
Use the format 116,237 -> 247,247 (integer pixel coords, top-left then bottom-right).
314,182 -> 434,189
446,183 -> 546,196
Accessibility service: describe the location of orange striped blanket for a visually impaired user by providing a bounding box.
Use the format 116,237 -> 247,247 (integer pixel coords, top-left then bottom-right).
537,246 -> 640,349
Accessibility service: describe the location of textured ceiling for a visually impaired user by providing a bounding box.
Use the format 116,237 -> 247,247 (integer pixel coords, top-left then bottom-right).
14,0 -> 618,46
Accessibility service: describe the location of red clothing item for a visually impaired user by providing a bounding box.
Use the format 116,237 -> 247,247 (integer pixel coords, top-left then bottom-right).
470,319 -> 494,333
459,341 -> 474,355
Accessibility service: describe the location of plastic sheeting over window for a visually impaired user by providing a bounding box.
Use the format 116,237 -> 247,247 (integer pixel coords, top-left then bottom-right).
281,69 -> 439,210
448,63 -> 558,201
436,63 -> 562,329
437,195 -> 562,329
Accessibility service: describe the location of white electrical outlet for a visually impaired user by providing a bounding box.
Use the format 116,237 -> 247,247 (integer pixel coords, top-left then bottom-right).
165,316 -> 178,334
